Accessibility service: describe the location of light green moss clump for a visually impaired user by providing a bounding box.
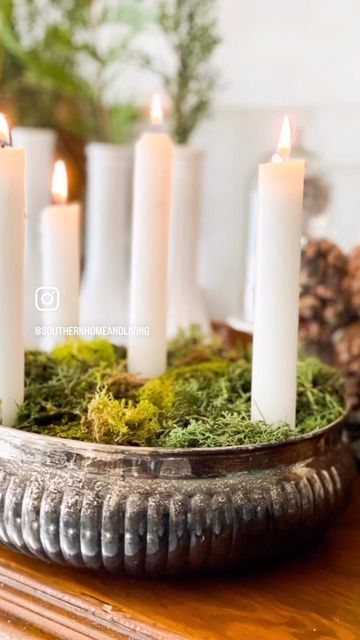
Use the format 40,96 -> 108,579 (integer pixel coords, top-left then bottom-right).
14,334 -> 345,448
81,391 -> 161,446
52,338 -> 117,367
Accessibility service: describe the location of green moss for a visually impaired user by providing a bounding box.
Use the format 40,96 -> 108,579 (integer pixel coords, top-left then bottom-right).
16,340 -> 114,434
123,400 -> 161,445
105,366 -> 145,401
52,338 -> 117,367
24,350 -> 60,385
139,377 -> 175,414
14,335 -> 345,449
160,417 -> 293,448
81,392 -> 130,445
167,325 -> 245,368
295,358 -> 345,432
81,391 -> 161,446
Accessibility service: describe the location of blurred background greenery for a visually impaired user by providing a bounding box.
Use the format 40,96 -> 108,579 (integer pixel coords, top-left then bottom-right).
0,0 -> 147,141
0,0 -> 219,195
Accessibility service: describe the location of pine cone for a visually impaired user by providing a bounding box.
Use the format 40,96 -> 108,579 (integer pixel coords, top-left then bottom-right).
300,239 -> 351,345
334,322 -> 360,411
347,246 -> 360,317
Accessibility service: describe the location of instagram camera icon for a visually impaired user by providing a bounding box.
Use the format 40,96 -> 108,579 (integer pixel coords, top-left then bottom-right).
35,287 -> 60,312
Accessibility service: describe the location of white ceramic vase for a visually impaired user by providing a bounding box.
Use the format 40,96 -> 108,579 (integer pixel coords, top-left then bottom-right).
167,146 -> 210,337
12,127 -> 56,349
80,143 -> 133,344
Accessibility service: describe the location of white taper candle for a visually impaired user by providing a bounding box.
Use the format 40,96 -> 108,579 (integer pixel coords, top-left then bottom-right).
251,117 -> 305,426
0,115 -> 25,426
128,95 -> 174,377
41,161 -> 81,350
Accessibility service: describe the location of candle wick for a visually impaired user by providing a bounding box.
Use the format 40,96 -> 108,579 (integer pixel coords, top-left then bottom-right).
149,123 -> 165,134
280,151 -> 290,162
0,130 -> 12,148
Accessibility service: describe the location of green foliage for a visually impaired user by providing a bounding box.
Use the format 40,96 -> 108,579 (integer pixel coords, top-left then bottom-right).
139,376 -> 175,414
106,367 -> 145,402
158,358 -> 345,447
16,339 -> 120,434
0,0 -> 221,143
14,335 -> 345,449
81,392 -> 130,445
162,418 -> 293,449
157,0 -> 221,143
0,0 -> 149,142
81,391 -> 161,446
52,338 -> 116,367
296,358 -> 345,431
16,354 -> 104,435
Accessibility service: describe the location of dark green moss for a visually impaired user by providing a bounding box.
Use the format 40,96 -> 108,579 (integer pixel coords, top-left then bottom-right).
16,340 -> 115,433
14,335 -> 345,448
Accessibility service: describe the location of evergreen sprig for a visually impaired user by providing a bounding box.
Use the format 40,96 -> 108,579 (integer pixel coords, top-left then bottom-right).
157,0 -> 221,144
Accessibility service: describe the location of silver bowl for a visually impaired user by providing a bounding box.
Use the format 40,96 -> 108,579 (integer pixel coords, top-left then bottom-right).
0,418 -> 355,577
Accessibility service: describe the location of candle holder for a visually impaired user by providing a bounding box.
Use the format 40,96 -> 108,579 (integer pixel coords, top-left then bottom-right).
167,146 -> 210,337
0,417 -> 354,578
80,143 -> 133,344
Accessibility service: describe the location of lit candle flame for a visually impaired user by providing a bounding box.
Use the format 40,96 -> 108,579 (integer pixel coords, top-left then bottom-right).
276,115 -> 291,160
0,113 -> 10,146
151,94 -> 163,126
52,160 -> 68,205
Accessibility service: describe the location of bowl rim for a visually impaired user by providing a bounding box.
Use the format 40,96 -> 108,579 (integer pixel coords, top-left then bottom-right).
0,413 -> 346,459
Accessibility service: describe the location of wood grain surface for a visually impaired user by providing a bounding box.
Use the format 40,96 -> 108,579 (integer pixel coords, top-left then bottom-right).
0,477 -> 359,640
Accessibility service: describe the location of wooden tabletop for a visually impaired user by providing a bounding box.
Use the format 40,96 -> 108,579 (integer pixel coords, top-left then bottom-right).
0,477 -> 359,640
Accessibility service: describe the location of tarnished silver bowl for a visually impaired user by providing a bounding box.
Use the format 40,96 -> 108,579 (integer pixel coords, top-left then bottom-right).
0,419 -> 355,577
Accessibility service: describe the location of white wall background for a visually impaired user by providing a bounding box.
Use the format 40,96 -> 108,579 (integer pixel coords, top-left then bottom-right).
189,1 -> 360,320
214,0 -> 360,109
